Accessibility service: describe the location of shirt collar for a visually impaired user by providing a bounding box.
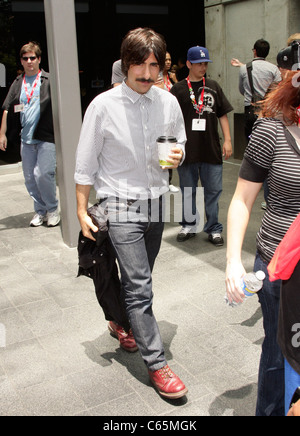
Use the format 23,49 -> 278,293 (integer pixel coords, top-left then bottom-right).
122,80 -> 156,103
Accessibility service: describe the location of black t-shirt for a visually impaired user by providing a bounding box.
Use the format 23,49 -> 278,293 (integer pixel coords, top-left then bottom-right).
278,261 -> 300,375
171,78 -> 233,165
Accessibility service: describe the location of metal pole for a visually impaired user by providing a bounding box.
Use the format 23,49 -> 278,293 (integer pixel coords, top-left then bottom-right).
44,0 -> 82,247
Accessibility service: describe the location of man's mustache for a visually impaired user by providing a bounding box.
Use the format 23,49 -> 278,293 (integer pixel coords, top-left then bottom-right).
136,78 -> 154,84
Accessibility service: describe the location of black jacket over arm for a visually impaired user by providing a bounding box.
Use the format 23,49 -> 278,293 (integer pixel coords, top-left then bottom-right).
77,204 -> 130,331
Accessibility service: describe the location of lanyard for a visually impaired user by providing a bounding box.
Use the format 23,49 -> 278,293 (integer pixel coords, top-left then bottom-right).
23,70 -> 41,104
164,74 -> 172,92
297,105 -> 300,126
186,76 -> 205,115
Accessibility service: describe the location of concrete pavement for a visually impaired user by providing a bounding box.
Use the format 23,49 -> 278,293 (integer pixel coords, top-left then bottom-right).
0,159 -> 266,416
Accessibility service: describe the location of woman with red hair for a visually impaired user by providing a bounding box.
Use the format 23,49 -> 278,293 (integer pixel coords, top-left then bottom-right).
226,70 -> 300,416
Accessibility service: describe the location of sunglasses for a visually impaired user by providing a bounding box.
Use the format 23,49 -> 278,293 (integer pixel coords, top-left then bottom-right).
21,56 -> 37,61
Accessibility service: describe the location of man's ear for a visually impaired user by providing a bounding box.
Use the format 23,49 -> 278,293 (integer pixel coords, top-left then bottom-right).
186,60 -> 192,70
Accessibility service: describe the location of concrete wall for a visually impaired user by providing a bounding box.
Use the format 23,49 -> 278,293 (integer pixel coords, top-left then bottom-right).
204,0 -> 300,153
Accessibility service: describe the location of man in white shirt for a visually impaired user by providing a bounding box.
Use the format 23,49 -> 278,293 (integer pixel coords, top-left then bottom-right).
75,28 -> 187,400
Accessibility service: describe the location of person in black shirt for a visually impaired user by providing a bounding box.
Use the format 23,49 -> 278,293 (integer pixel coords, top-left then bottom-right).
171,46 -> 233,245
278,259 -> 300,415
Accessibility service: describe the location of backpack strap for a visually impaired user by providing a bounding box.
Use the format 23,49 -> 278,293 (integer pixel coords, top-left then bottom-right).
246,61 -> 262,103
246,62 -> 255,97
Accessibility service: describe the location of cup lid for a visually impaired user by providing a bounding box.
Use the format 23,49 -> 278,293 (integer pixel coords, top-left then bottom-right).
157,136 -> 177,142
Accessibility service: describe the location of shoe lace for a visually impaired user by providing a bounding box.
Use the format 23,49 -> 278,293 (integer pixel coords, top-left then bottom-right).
120,327 -> 135,341
158,365 -> 174,379
128,329 -> 134,338
119,327 -> 128,337
48,210 -> 58,218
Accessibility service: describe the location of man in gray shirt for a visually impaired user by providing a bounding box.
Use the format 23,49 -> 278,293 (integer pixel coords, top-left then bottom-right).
238,39 -> 281,140
75,28 -> 188,400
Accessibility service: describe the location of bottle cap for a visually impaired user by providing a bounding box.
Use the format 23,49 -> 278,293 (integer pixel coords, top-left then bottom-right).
255,270 -> 266,281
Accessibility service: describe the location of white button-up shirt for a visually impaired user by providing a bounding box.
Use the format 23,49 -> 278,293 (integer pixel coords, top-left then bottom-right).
74,81 -> 186,200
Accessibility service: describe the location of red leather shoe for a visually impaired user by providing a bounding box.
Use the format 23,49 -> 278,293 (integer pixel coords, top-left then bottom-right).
108,321 -> 138,353
148,365 -> 188,399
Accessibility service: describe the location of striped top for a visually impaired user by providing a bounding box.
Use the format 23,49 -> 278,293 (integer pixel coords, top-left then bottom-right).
239,118 -> 300,263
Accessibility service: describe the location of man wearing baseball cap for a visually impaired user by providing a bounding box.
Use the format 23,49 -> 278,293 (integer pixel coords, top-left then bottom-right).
171,46 -> 233,246
187,46 -> 212,64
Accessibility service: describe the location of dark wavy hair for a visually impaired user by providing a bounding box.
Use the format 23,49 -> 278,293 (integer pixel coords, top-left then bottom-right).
261,70 -> 300,124
121,28 -> 166,76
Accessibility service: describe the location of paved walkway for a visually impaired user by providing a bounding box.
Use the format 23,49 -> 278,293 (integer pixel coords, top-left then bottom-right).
0,159 -> 265,416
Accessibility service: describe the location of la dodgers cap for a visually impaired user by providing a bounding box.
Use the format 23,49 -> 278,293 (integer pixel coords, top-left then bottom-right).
187,46 -> 212,63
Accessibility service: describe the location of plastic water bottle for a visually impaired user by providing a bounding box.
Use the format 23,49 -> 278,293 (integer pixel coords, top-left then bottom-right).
242,270 -> 266,296
225,270 -> 266,307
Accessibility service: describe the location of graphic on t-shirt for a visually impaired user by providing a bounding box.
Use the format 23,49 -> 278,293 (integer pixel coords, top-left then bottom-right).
197,87 -> 215,114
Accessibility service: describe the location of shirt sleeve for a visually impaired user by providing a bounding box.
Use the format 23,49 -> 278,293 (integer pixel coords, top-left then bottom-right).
239,156 -> 269,182
74,100 -> 104,185
215,82 -> 233,118
274,67 -> 282,83
239,118 -> 277,182
2,78 -> 19,111
171,95 -> 187,164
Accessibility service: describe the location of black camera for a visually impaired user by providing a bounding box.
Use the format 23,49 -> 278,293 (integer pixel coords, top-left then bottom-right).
277,40 -> 300,70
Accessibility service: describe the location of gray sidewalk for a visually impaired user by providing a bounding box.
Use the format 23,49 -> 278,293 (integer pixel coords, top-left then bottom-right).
0,160 -> 265,416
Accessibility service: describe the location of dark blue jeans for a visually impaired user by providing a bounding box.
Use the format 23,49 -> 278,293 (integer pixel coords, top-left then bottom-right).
254,253 -> 285,416
107,198 -> 167,372
285,359 -> 300,415
177,162 -> 223,234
